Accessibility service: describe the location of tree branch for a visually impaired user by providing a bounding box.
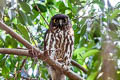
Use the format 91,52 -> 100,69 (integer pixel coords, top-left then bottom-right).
0,48 -> 87,73
71,60 -> 88,73
0,48 -> 30,56
33,1 -> 49,26
0,21 -> 83,80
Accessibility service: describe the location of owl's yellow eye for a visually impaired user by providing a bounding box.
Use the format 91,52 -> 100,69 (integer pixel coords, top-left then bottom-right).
65,18 -> 67,23
53,19 -> 56,23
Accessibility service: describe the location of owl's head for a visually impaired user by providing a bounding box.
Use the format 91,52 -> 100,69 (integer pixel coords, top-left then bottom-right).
50,14 -> 70,28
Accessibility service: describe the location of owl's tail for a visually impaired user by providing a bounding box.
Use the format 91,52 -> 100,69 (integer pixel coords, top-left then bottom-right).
48,66 -> 66,80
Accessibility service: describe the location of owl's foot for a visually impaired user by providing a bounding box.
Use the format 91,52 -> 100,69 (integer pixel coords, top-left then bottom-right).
57,58 -> 64,62
61,64 -> 69,73
55,59 -> 69,72
28,48 -> 39,61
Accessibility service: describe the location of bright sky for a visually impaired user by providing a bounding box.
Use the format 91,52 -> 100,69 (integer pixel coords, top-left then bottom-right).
7,0 -> 120,7
105,0 -> 120,7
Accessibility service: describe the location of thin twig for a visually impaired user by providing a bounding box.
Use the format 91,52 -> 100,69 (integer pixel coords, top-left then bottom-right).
21,76 -> 37,80
19,58 -> 27,71
25,27 -> 37,47
33,0 -> 49,26
71,60 -> 88,74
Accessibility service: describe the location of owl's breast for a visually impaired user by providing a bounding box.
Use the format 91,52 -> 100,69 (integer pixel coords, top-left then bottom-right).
49,29 -> 74,62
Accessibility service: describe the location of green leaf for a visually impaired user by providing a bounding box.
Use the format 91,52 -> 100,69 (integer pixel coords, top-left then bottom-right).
72,6 -> 78,14
68,1 -> 72,9
87,71 -> 98,80
0,39 -> 4,47
11,38 -> 18,48
18,10 -> 28,25
20,2 -> 32,13
31,9 -> 39,20
27,15 -> 33,25
80,24 -> 87,37
74,47 -> 87,56
34,4 -> 47,12
5,36 -> 17,48
2,65 -> 9,78
110,9 -> 120,20
82,49 -> 99,60
17,24 -> 30,42
47,0 -> 55,5
69,0 -> 75,4
0,54 -> 4,60
73,47 -> 87,64
56,1 -> 67,13
74,25 -> 80,45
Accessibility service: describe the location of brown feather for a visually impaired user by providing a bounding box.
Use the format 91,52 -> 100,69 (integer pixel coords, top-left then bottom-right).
44,14 -> 74,80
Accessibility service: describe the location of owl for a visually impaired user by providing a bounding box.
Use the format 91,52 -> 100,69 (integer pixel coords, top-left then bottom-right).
44,14 -> 74,80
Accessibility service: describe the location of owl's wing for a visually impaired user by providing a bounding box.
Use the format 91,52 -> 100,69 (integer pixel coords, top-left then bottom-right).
44,30 -> 49,51
44,29 -> 53,57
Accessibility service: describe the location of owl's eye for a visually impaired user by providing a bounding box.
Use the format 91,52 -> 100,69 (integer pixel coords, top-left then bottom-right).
53,19 -> 57,23
65,18 -> 67,23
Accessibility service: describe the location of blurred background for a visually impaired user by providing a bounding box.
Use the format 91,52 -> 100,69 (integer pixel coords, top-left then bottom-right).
0,0 -> 120,80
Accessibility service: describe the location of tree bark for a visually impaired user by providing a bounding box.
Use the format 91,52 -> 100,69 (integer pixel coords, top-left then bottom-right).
100,40 -> 117,80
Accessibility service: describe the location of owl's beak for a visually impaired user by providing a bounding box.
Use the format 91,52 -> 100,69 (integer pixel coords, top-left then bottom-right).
59,19 -> 63,27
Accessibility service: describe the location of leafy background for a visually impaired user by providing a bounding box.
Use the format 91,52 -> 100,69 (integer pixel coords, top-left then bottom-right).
0,0 -> 120,80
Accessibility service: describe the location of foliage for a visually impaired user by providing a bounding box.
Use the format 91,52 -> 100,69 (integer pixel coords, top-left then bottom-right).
0,0 -> 120,80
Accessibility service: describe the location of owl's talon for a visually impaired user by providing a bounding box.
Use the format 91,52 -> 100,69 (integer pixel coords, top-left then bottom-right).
29,49 -> 38,58
63,65 -> 69,71
57,58 -> 64,62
